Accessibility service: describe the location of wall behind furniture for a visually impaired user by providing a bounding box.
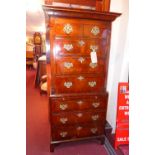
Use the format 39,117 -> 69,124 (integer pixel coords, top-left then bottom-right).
106,0 -> 129,133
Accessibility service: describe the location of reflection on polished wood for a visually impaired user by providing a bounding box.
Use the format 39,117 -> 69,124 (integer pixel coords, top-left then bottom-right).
43,5 -> 121,152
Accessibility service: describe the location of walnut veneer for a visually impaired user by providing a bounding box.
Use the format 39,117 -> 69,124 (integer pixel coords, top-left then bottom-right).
43,5 -> 121,152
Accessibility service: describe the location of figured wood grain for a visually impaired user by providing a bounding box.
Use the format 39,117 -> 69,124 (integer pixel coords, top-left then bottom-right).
51,96 -> 107,112
43,5 -> 121,152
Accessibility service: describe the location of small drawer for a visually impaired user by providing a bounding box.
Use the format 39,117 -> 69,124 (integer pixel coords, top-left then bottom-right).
54,75 -> 105,93
84,24 -> 107,38
55,56 -> 105,75
54,23 -> 83,37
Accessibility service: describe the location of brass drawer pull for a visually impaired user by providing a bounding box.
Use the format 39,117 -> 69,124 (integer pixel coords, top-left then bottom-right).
91,128 -> 98,134
90,45 -> 98,52
91,115 -> 99,121
64,62 -> 73,69
88,81 -> 96,87
63,24 -> 73,34
60,103 -> 68,110
77,126 -> 83,130
77,113 -> 83,117
78,40 -> 85,46
60,131 -> 68,137
89,62 -> 97,68
64,44 -> 73,51
78,57 -> 85,63
92,102 -> 100,108
91,26 -> 100,36
64,82 -> 72,88
77,100 -> 83,105
60,118 -> 68,124
77,76 -> 84,80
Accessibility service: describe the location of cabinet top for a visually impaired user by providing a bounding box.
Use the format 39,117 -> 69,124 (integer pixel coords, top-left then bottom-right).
42,5 -> 121,22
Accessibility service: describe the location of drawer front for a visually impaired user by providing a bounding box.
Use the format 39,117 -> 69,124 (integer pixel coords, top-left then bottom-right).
54,23 -> 83,37
51,97 -> 107,113
52,111 -> 106,126
74,111 -> 105,124
84,24 -> 107,38
56,57 -> 105,75
52,124 -> 104,141
76,124 -> 104,138
53,38 -> 107,57
52,113 -> 75,125
52,126 -> 76,141
54,76 -> 105,93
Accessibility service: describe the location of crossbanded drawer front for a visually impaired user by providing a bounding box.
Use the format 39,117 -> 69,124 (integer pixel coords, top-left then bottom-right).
54,76 -> 105,93
51,111 -> 106,126
55,57 -> 105,75
52,124 -> 104,141
52,126 -> 76,141
54,23 -> 83,37
84,24 -> 108,38
53,38 -> 107,57
51,98 -> 107,113
76,124 -> 104,138
74,111 -> 105,124
52,113 -> 75,125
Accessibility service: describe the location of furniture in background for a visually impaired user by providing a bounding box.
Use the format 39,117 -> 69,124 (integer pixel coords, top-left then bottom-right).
40,74 -> 47,94
26,51 -> 34,68
43,0 -> 121,152
33,32 -> 42,61
35,55 -> 47,88
26,42 -> 34,68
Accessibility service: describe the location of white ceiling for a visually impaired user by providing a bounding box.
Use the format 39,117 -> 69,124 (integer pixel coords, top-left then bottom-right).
26,0 -> 45,37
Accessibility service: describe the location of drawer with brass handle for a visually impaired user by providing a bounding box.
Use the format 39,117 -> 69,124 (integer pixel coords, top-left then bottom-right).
53,38 -> 107,57
51,94 -> 108,113
52,126 -> 76,141
52,123 -> 104,141
84,24 -> 108,38
54,75 -> 105,93
51,110 -> 106,126
55,56 -> 105,75
53,23 -> 83,37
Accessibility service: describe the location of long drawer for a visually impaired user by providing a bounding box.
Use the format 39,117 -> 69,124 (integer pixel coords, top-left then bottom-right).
54,75 -> 105,93
51,110 -> 106,126
51,96 -> 107,113
52,123 -> 105,141
53,38 -> 107,57
55,56 -> 105,75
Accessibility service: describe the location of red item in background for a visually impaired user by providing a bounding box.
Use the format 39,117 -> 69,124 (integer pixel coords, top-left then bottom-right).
115,82 -> 129,149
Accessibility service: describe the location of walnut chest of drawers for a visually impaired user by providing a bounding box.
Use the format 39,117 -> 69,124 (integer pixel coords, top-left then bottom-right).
43,6 -> 120,152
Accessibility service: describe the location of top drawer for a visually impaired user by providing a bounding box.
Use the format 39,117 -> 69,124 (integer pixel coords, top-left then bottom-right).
83,24 -> 107,38
54,23 -> 83,37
